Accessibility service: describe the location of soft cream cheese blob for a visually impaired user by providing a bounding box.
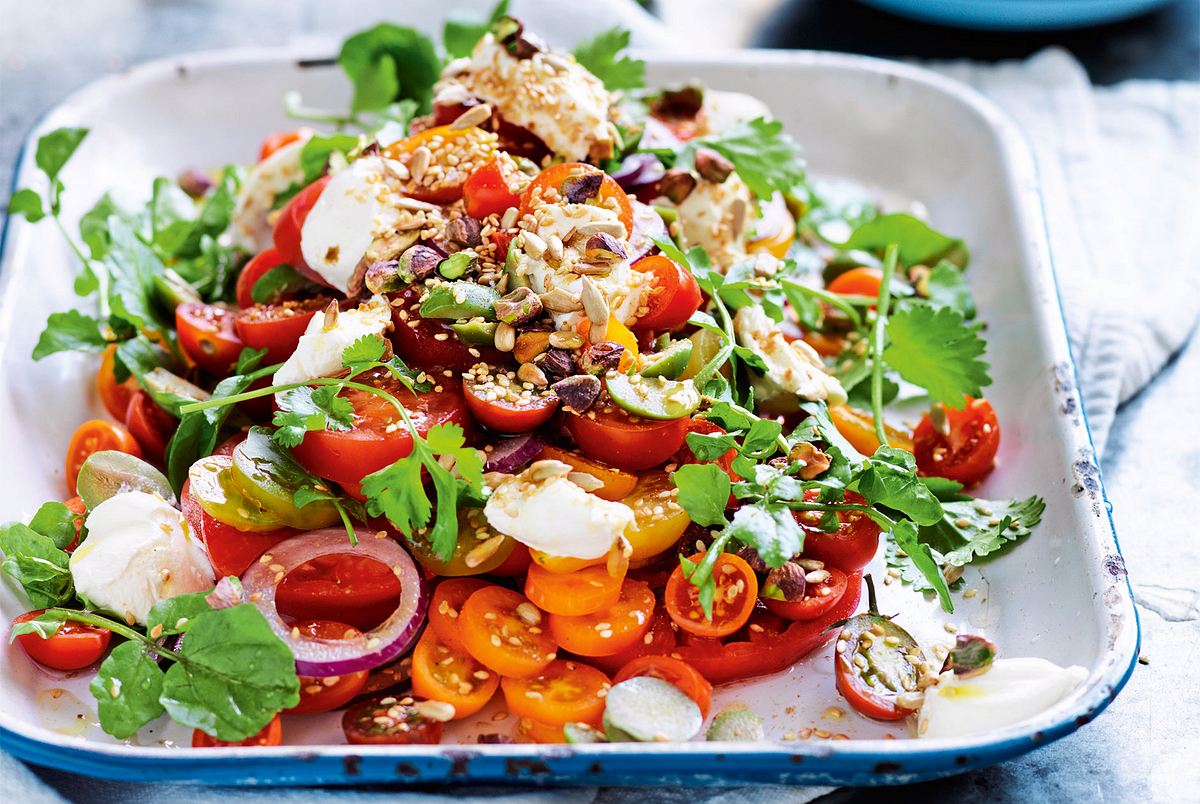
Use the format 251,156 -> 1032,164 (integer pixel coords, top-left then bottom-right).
231,136 -> 309,253
272,294 -> 393,385
69,491 -> 215,625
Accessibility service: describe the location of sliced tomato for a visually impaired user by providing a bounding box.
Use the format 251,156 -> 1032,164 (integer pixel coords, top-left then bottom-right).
500,659 -> 610,727
235,247 -> 290,309
383,125 -> 499,204
390,286 -> 503,371
428,578 -> 492,653
286,620 -> 369,714
123,389 -> 177,464
462,156 -> 523,219
827,266 -> 883,298
537,445 -> 638,502
762,566 -> 848,621
462,374 -> 558,434
65,420 -> 141,495
675,571 -> 862,684
631,255 -> 703,331
613,655 -> 712,719
276,554 -> 404,633
519,162 -> 634,238
258,129 -> 309,162
548,579 -> 655,657
273,175 -> 330,275
665,553 -> 758,638
96,344 -> 138,420
12,610 -> 111,670
621,472 -> 691,567
181,479 -> 293,577
913,397 -> 1000,486
459,585 -> 557,678
525,562 -> 624,617
342,698 -> 443,745
193,715 -> 282,747
793,490 -> 881,573
176,302 -> 244,376
290,366 -> 470,486
234,297 -> 328,366
412,629 -> 500,719
587,607 -> 677,676
566,404 -> 689,472
490,542 -> 533,577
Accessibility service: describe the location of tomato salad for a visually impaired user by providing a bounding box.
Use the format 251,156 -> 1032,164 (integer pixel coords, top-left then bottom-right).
3,9 -> 1080,749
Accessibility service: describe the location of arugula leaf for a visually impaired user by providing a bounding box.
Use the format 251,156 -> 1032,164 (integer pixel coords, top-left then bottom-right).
7,188 -> 45,222
31,310 -> 109,360
572,28 -> 645,91
148,176 -> 198,256
890,518 -> 953,611
682,430 -> 738,463
443,0 -> 510,59
271,386 -> 355,448
90,642 -> 166,739
0,522 -> 73,608
883,303 -> 990,408
250,263 -> 312,304
338,24 -> 442,115
726,501 -> 805,568
689,118 -> 805,199
174,166 -> 241,260
670,464 -> 730,528
78,193 -> 125,262
842,213 -> 967,268
105,216 -> 168,331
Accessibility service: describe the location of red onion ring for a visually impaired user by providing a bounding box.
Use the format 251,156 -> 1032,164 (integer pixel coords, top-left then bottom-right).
484,432 -> 545,474
241,529 -> 426,677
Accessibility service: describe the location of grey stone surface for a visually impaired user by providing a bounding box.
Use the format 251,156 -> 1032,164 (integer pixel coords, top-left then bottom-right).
2,1 -> 1196,801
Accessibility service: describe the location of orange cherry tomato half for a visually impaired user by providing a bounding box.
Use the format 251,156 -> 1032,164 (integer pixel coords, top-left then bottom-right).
794,490 -> 881,573
500,659 -> 611,727
515,715 -> 570,744
462,156 -> 523,219
234,297 -> 327,366
462,375 -> 559,434
621,471 -> 693,567
586,606 -> 677,675
519,162 -> 634,238
65,420 -> 141,495
459,585 -> 557,679
525,562 -> 624,617
613,655 -> 712,719
536,445 -> 638,502
412,629 -> 500,719
827,266 -> 884,298
631,255 -> 703,332
175,302 -> 245,376
383,125 -> 499,204
566,404 -> 689,472
193,715 -> 283,747
286,620 -> 369,714
762,566 -> 849,621
96,344 -> 138,421
548,579 -> 655,657
428,578 -> 492,653
828,404 -> 914,456
235,247 -> 289,309
258,129 -> 309,162
665,553 -> 758,638
11,610 -> 111,670
273,175 -> 330,274
124,389 -> 177,464
913,397 -> 1001,487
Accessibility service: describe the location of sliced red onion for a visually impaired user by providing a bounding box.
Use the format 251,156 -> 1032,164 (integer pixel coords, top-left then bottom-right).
638,117 -> 684,151
484,432 -> 545,474
241,529 -> 426,677
611,153 -> 665,193
746,192 -> 792,248
628,201 -> 669,263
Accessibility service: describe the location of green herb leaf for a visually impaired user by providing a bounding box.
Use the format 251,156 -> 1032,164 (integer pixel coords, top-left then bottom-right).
250,263 -> 312,304
173,166 -> 241,259
883,303 -> 990,408
443,0 -> 510,59
31,310 -> 109,360
149,176 -> 198,255
0,522 -> 73,608
28,502 -> 78,550
920,260 -> 976,319
853,447 -> 944,527
104,217 -> 168,331
889,518 -> 953,611
689,118 -> 805,199
920,496 -> 1045,567
7,188 -> 45,222
90,642 -> 166,739
572,27 -> 645,91
338,24 -> 442,114
670,464 -> 731,528
361,453 -> 430,536
272,385 -> 355,448
725,501 -> 805,568
146,591 -> 215,637
842,213 -> 967,268
34,127 -> 88,184
682,431 -> 738,463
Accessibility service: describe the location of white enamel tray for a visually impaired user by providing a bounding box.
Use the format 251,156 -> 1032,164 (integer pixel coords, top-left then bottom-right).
0,47 -> 1138,787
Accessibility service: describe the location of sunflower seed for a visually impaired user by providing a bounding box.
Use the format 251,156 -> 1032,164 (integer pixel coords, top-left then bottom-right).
494,322 -> 516,352
409,146 -> 432,182
382,158 -> 410,181
450,103 -> 492,130
539,287 -> 583,313
579,276 -> 609,339
521,231 -> 548,259
517,362 -> 549,387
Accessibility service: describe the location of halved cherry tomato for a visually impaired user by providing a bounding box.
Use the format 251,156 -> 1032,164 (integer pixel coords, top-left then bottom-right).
390,285 -> 503,371
827,266 -> 883,298
834,590 -> 923,721
459,585 -> 557,678
566,404 -> 689,472
519,162 -> 634,238
537,445 -> 638,502
234,297 -> 328,366
286,620 -> 369,714
258,129 -> 309,162
548,579 -> 655,657
587,607 -> 677,676
528,550 -> 601,575
463,375 -> 559,434
829,404 -> 914,456
800,331 -> 847,359
675,571 -> 862,684
193,715 -> 282,747
762,566 -> 848,621
62,496 -> 86,552
96,344 -> 138,420
176,302 -> 244,376
525,562 -> 624,616
290,367 -> 470,486
235,247 -> 289,309
412,629 -> 500,719
665,553 -> 758,638
462,156 -> 523,219
12,610 -> 111,670
181,479 -> 292,577
794,490 -> 881,573
273,175 -> 331,275
383,125 -> 498,204
65,420 -> 141,495
631,255 -> 702,332
621,472 -> 691,567
501,659 -> 610,727
124,389 -> 177,464
490,543 -> 533,577
428,578 -> 491,653
613,655 -> 712,719
276,554 -> 404,633
342,698 -> 443,745
913,397 -> 1000,486
515,715 -> 569,744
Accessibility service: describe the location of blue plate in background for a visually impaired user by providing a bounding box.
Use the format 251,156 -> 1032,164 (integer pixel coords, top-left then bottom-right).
857,0 -> 1175,30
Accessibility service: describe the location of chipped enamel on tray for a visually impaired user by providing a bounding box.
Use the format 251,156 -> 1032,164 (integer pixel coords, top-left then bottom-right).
0,48 -> 1137,786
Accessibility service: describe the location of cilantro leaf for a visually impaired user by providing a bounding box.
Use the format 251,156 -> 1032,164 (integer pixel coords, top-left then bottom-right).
883,303 -> 991,407
726,501 -> 805,568
690,118 -> 805,199
572,27 -> 645,91
271,385 -> 354,448
443,0 -> 510,59
842,213 -> 967,268
31,310 -> 109,360
920,259 -> 976,319
0,522 -> 73,608
7,188 -> 45,222
338,24 -> 441,114
671,464 -> 731,528
920,496 -> 1045,567
341,333 -> 389,372
891,518 -> 953,611
90,642 -> 166,739
361,454 -> 430,537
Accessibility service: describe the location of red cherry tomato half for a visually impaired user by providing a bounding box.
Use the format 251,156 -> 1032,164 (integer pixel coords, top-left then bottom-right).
180,479 -> 294,577
273,175 -> 330,275
236,247 -> 289,310
342,698 -> 443,745
665,553 -> 758,638
566,405 -> 689,472
827,266 -> 883,298
176,302 -> 245,376
285,620 -> 370,714
462,157 -> 522,219
276,553 -> 404,633
462,375 -> 559,434
390,286 -> 503,372
632,255 -> 703,332
519,162 -> 634,239
11,610 -> 111,670
613,655 -> 712,719
193,715 -> 283,747
913,397 -> 1000,487
234,297 -> 328,366
258,129 -> 309,162
762,566 -> 848,621
124,389 -> 177,464
793,490 -> 882,573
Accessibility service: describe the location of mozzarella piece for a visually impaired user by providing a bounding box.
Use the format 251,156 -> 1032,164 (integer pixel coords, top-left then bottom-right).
299,156 -> 406,294
485,461 -> 635,560
701,90 -> 774,135
735,304 -> 846,406
452,35 -> 613,162
272,294 -> 393,385
918,658 -> 1088,739
69,491 -> 214,625
231,137 -> 309,253
670,173 -> 754,270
